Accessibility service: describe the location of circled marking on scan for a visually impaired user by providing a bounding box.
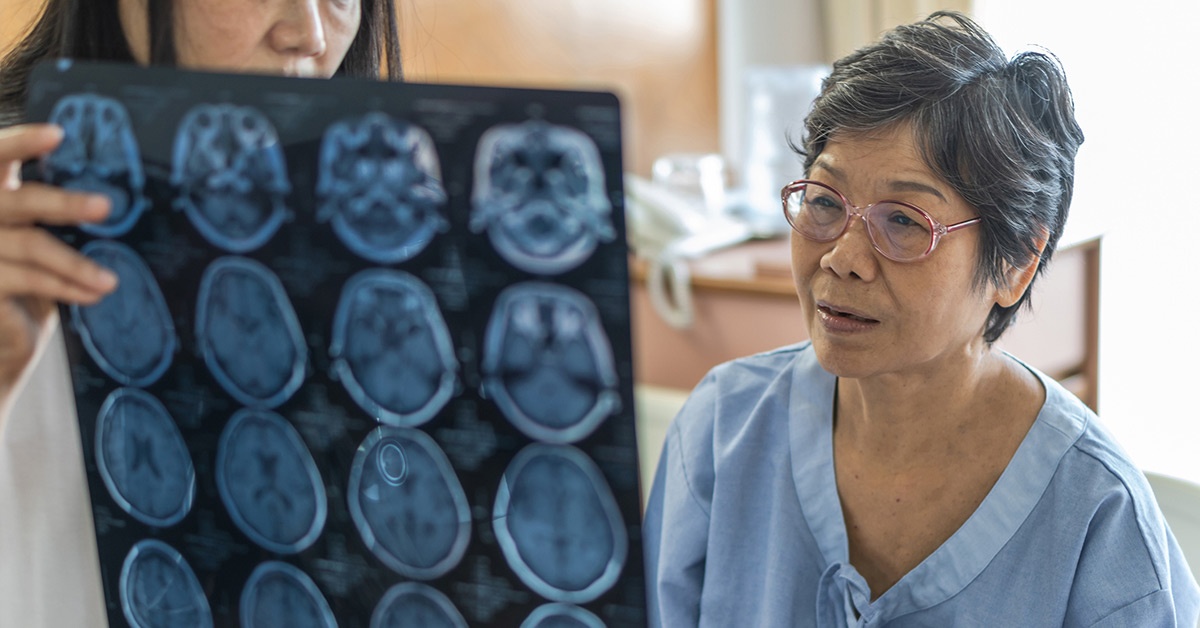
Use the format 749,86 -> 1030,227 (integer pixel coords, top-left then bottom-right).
370,582 -> 467,628
481,282 -> 619,444
45,93 -> 147,237
119,539 -> 212,628
317,112 -> 448,264
170,103 -> 290,252
470,119 -> 615,275
196,256 -> 307,408
493,444 -> 627,604
216,408 -> 327,554
330,269 -> 458,427
521,602 -> 606,628
349,427 -> 470,580
70,240 -> 176,388
240,561 -> 336,628
95,388 -> 195,528
378,442 -> 408,486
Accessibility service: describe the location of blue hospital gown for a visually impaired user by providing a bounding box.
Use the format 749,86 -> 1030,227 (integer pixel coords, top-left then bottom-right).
643,342 -> 1200,627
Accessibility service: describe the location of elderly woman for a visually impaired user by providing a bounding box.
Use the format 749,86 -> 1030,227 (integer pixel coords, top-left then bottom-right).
643,11 -> 1199,627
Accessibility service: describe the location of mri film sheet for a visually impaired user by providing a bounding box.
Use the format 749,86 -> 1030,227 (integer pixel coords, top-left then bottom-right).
29,60 -> 644,627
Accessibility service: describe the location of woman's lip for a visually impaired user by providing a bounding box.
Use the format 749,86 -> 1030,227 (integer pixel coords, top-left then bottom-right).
817,306 -> 881,333
816,301 -> 879,323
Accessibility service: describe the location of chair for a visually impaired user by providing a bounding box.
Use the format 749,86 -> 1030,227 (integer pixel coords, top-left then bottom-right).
1145,472 -> 1200,587
633,384 -> 691,508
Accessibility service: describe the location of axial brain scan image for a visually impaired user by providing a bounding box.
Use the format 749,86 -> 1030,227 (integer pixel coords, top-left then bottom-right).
520,603 -> 605,628
216,409 -> 327,554
72,240 -> 176,388
239,561 -> 336,628
481,282 -> 618,443
95,388 -> 195,528
330,269 -> 458,427
348,427 -> 471,580
43,93 -> 147,237
469,120 -> 615,275
317,112 -> 448,264
370,582 -> 468,628
493,444 -> 627,604
196,256 -> 307,408
119,539 -> 212,628
170,103 -> 290,252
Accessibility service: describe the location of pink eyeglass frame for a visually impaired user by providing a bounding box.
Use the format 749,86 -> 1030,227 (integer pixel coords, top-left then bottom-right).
780,179 -> 982,262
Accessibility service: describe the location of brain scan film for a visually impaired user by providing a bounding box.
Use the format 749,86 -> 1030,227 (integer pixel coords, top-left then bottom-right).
470,120 -> 615,275
119,539 -> 212,628
216,409 -> 327,554
330,269 -> 458,427
170,103 -> 290,252
196,256 -> 307,408
240,561 -> 336,628
317,113 -> 448,264
370,582 -> 467,628
521,603 -> 605,628
43,94 -> 147,237
70,240 -> 175,387
348,427 -> 470,580
95,388 -> 195,528
493,444 -> 627,604
481,282 -> 619,443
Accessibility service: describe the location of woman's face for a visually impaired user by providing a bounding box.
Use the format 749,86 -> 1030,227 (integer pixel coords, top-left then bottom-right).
118,0 -> 361,78
790,122 -> 1008,381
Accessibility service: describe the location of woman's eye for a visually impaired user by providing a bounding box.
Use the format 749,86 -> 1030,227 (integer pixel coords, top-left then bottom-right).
809,194 -> 840,208
884,210 -> 929,232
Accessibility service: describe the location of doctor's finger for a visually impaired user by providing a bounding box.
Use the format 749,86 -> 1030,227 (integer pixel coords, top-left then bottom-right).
0,227 -> 118,296
0,182 -> 110,226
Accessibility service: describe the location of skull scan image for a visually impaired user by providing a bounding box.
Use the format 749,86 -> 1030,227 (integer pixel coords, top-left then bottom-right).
330,270 -> 458,427
470,120 -> 616,275
521,603 -> 606,628
95,388 -> 195,528
493,444 -> 627,604
196,256 -> 307,408
44,94 -> 147,237
240,561 -> 336,628
317,113 -> 448,264
170,104 -> 290,252
481,283 -> 619,444
348,427 -> 471,580
216,409 -> 327,554
370,582 -> 468,628
71,240 -> 176,387
119,539 -> 213,628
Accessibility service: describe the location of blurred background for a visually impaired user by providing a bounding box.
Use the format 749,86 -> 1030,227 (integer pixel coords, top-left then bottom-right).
2,0 -> 1197,487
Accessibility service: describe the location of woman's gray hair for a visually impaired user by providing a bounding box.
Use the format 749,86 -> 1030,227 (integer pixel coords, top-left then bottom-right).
794,11 -> 1084,343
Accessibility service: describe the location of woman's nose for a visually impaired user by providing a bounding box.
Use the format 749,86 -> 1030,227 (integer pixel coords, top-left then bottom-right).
820,214 -> 878,281
270,0 -> 328,58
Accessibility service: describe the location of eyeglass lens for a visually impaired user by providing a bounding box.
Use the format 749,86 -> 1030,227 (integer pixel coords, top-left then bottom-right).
784,182 -> 933,261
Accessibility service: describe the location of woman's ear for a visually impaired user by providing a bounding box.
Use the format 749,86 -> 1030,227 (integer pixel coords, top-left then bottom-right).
996,229 -> 1049,308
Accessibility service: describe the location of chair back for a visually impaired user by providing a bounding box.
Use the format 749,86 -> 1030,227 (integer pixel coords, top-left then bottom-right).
1146,471 -> 1200,585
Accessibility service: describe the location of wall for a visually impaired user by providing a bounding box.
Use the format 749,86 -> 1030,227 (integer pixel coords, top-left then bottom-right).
974,0 -> 1200,484
396,0 -> 718,176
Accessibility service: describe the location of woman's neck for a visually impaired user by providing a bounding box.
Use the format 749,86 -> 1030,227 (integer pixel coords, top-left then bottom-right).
833,348 -> 1044,469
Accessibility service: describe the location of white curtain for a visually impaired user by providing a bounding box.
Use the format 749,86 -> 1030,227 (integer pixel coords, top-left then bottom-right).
819,0 -> 973,62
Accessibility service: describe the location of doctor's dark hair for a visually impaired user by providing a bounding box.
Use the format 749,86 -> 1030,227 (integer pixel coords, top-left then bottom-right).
794,11 -> 1084,343
0,0 -> 402,126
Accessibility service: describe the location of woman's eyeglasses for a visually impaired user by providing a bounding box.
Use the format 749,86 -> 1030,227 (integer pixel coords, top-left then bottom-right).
780,180 -> 981,263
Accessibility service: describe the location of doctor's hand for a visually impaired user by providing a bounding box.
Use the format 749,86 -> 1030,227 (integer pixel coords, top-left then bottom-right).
0,124 -> 116,396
